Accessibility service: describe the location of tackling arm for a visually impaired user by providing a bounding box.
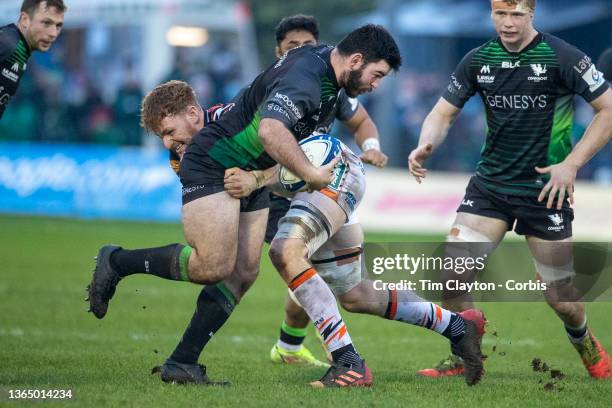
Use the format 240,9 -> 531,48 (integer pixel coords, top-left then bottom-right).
259,118 -> 338,191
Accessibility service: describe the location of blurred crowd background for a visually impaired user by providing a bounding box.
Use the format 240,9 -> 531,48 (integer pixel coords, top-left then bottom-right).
1,0 -> 611,182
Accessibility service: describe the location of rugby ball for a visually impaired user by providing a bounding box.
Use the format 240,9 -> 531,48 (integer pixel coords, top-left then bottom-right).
278,134 -> 342,192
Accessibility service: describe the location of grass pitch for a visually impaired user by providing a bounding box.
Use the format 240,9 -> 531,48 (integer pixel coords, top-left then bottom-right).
1,215 -> 611,407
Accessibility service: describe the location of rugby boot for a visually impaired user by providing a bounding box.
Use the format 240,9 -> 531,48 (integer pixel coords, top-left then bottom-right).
571,330 -> 611,379
418,309 -> 486,382
270,344 -> 330,368
158,359 -> 230,385
309,359 -> 372,388
87,245 -> 122,319
450,319 -> 484,385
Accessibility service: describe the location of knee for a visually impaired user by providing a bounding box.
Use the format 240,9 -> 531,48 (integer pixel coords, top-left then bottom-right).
188,255 -> 234,285
269,239 -> 307,273
236,265 -> 259,296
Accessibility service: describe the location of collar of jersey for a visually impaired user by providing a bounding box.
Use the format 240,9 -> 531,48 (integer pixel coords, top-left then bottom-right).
496,31 -> 543,56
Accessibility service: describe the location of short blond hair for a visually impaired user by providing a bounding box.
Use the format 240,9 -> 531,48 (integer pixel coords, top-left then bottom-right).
493,0 -> 536,10
140,80 -> 198,135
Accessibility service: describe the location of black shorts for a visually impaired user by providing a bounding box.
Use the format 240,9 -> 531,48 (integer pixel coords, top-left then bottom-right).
179,142 -> 269,212
457,176 -> 573,241
265,193 -> 291,243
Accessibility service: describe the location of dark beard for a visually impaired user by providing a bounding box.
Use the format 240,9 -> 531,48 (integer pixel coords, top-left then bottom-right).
343,66 -> 366,98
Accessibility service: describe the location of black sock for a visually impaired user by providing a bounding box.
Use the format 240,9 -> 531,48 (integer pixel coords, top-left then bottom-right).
110,244 -> 190,281
331,344 -> 361,367
443,313 -> 467,343
279,322 -> 306,346
169,284 -> 237,364
565,323 -> 588,340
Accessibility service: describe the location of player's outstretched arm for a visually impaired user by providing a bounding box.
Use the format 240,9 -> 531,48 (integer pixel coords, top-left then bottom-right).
536,89 -> 612,209
408,98 -> 461,183
343,105 -> 388,168
259,118 -> 339,191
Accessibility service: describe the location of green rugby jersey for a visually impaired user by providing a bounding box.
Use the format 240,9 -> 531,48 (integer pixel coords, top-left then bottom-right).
0,24 -> 31,119
189,44 -> 341,171
443,33 -> 609,196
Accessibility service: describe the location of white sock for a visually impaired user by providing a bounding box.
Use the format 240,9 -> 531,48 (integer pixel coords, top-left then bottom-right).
289,268 -> 353,353
387,289 -> 452,334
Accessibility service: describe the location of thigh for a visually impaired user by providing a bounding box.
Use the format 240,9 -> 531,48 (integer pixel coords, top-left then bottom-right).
526,235 -> 573,267
456,177 -> 513,240
513,196 -> 574,241
452,212 -> 508,245
311,222 -> 364,296
265,193 -> 291,244
182,191 -> 241,272
223,207 -> 269,300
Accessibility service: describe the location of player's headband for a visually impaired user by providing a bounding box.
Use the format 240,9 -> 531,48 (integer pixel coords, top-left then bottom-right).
491,0 -> 533,14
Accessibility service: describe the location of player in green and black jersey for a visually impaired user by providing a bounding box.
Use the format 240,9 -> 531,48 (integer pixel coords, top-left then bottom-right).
89,25 -> 402,387
409,0 -> 611,380
0,0 -> 65,119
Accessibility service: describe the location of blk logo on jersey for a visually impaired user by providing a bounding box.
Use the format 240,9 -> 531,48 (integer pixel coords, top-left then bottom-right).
502,61 -> 520,69
461,199 -> 474,207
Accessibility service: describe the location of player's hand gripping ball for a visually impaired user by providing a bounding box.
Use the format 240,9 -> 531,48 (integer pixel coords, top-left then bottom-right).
278,134 -> 342,192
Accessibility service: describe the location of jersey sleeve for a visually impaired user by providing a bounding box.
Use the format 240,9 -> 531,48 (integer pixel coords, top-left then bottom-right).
442,48 -> 478,108
259,63 -> 322,128
335,90 -> 359,122
554,39 -> 609,103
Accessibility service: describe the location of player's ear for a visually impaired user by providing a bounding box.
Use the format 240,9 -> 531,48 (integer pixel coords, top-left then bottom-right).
275,45 -> 282,59
348,53 -> 364,70
18,11 -> 31,27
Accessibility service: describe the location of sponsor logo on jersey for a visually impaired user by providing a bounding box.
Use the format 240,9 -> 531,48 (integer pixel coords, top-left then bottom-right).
502,61 -> 520,69
274,53 -> 287,69
581,64 -> 606,93
449,74 -> 462,91
528,64 -> 548,82
477,65 -> 495,84
573,55 -> 592,75
1,68 -> 19,82
272,92 -> 302,120
461,199 -> 474,207
11,62 -> 19,72
547,213 -> 565,232
485,93 -> 548,109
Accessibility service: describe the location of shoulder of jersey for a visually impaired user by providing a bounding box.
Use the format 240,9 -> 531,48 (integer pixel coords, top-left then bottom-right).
0,24 -> 19,57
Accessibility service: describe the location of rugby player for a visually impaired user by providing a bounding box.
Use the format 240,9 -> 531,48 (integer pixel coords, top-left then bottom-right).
88,25 -> 398,387
141,79 -> 485,387
88,14 -> 387,375
268,14 -> 388,368
408,0 -> 612,379
0,0 -> 65,119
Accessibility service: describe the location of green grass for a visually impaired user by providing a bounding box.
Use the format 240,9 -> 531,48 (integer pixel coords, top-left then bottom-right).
1,215 -> 611,407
